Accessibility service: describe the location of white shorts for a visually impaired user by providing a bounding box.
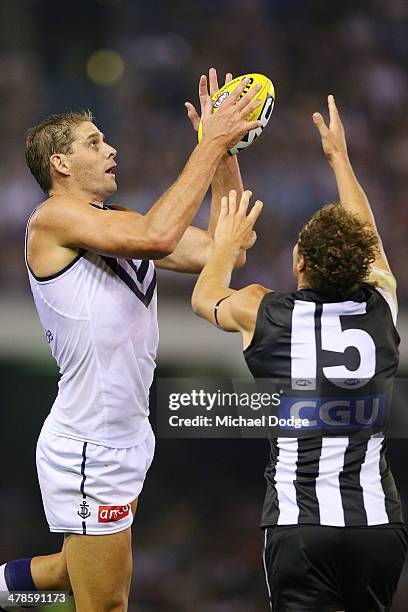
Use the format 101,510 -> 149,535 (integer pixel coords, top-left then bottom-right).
36,423 -> 155,535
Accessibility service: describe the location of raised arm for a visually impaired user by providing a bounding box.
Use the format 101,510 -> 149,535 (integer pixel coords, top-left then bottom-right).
313,95 -> 391,275
154,154 -> 245,273
191,190 -> 268,349
186,69 -> 244,236
35,78 -> 264,261
156,69 -> 246,272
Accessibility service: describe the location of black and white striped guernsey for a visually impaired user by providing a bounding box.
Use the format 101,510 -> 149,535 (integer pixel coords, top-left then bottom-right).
244,279 -> 403,527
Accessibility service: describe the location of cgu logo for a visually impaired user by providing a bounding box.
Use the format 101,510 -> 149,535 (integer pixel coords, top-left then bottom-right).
278,394 -> 386,430
98,504 -> 131,523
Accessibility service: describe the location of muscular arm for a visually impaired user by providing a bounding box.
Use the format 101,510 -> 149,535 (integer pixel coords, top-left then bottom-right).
209,155 -> 243,236
154,226 -> 213,273
155,156 -> 245,273
187,68 -> 245,238
156,69 -> 246,273
191,244 -> 268,348
107,204 -> 243,275
34,77 -> 263,260
191,190 -> 267,348
331,156 -> 397,295
313,96 -> 391,275
37,139 -> 225,260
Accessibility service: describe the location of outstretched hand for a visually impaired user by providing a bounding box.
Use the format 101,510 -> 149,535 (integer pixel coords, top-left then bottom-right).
214,190 -> 263,254
313,95 -> 349,166
185,69 -> 263,150
185,68 -> 233,132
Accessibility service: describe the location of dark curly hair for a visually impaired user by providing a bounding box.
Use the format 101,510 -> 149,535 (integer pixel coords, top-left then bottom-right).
297,203 -> 379,299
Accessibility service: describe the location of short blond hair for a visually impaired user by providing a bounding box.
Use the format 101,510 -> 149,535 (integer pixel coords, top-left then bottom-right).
25,110 -> 93,193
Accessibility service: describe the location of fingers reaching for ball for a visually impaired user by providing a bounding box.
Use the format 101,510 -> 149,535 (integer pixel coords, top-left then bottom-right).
185,102 -> 200,131
214,189 -> 263,253
209,68 -> 233,97
328,94 -> 342,128
185,68 -> 235,132
225,77 -> 252,106
191,72 -> 274,155
208,68 -> 220,98
313,94 -> 348,166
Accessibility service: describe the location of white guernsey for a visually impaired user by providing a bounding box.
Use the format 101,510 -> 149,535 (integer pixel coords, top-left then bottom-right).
25,210 -> 158,449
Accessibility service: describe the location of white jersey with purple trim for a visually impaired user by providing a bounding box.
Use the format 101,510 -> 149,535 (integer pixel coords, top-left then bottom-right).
24,207 -> 158,448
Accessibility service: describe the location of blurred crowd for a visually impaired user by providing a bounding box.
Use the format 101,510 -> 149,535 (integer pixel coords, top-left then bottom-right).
0,0 -> 407,301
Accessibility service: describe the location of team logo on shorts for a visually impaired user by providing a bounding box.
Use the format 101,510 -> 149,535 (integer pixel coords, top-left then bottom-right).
77,500 -> 91,519
98,504 -> 131,523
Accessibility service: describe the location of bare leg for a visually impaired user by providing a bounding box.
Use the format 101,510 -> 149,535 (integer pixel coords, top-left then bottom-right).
63,499 -> 137,612
64,529 -> 132,612
22,499 -> 137,610
30,544 -> 71,591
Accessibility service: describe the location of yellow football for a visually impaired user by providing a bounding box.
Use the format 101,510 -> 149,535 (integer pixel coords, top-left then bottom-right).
197,73 -> 275,155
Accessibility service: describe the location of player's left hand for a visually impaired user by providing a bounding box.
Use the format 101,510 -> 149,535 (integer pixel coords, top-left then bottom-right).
313,95 -> 349,166
185,68 -> 233,131
214,190 -> 263,254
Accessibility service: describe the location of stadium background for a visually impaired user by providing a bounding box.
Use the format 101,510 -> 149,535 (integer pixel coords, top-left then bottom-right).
0,0 -> 407,610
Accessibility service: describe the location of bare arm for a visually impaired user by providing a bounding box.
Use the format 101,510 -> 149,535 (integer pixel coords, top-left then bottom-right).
313,95 -> 391,275
93,206 -> 213,272
191,190 -> 267,348
35,78 -> 264,260
186,69 -> 244,236
154,226 -> 213,273
154,155 -> 245,273
106,206 -> 243,274
156,69 -> 245,273
209,155 -> 244,235
156,162 -> 245,274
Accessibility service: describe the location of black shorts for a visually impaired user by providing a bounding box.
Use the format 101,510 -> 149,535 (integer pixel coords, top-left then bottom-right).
262,524 -> 407,612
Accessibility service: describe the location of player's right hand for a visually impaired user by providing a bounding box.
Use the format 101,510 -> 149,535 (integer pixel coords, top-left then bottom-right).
200,79 -> 263,150
214,190 -> 263,254
313,95 -> 349,166
185,67 -> 233,132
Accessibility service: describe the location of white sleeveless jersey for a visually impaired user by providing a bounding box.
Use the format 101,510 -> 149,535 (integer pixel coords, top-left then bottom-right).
25,206 -> 159,448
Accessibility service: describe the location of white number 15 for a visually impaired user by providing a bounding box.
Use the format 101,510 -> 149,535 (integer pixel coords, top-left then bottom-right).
291,300 -> 376,390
